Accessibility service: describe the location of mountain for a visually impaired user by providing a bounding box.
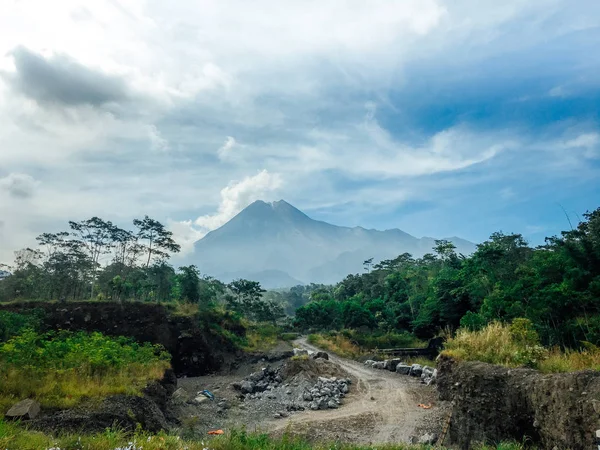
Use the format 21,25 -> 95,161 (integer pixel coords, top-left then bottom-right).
189,200 -> 477,288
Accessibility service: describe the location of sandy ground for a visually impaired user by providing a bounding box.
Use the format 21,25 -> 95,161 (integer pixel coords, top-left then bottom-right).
175,338 -> 448,445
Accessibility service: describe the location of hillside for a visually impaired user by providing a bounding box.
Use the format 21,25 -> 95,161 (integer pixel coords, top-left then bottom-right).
189,200 -> 476,287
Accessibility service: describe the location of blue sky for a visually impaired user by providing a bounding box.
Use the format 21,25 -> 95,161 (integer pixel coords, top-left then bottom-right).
0,0 -> 599,262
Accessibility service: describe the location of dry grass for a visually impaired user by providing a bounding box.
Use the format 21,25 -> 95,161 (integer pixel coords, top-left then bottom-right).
442,321 -> 547,368
0,362 -> 169,413
538,344 -> 600,373
307,333 -> 362,359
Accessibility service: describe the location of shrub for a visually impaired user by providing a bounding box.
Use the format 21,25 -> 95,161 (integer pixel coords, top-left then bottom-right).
0,309 -> 44,342
0,330 -> 170,412
443,319 -> 548,368
307,332 -> 362,359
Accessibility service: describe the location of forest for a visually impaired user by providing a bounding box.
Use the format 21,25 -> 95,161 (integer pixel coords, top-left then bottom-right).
1,207 -> 599,349
295,207 -> 600,349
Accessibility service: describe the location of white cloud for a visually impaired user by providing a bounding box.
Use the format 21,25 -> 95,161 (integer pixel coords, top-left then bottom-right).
148,125 -> 169,151
0,173 -> 39,199
195,170 -> 282,231
217,136 -> 237,160
169,170 -> 282,255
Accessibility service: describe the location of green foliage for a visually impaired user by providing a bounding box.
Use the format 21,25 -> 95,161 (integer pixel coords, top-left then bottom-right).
0,421 -> 526,450
294,207 -> 600,351
443,320 -> 548,368
0,309 -> 43,342
0,330 -> 170,411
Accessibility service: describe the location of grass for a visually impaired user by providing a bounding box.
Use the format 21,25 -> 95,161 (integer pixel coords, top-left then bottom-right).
307,333 -> 362,359
0,421 -> 528,450
538,344 -> 600,373
443,319 -> 600,373
0,330 -> 170,413
442,321 -> 547,368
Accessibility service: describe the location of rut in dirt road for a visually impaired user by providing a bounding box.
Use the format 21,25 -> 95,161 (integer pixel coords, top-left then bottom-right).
266,338 -> 446,445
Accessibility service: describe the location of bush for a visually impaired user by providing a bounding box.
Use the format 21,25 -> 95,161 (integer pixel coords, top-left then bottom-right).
0,330 -> 170,411
0,309 -> 43,342
443,319 -> 548,368
307,332 -> 362,359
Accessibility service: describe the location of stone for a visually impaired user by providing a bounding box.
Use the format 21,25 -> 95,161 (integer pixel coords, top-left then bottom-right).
241,380 -> 255,394
327,400 -> 339,409
293,348 -> 308,357
193,396 -> 209,405
418,433 -> 438,445
384,358 -> 402,371
171,388 -> 189,404
372,361 -> 386,370
409,364 -> 423,377
341,384 -> 349,394
312,351 -> 329,360
6,399 -> 40,420
394,363 -> 410,375
303,392 -> 313,401
364,359 -> 375,366
310,401 -> 319,411
231,381 -> 242,390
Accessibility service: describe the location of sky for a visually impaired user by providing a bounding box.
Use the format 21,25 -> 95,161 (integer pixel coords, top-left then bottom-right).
0,0 -> 599,264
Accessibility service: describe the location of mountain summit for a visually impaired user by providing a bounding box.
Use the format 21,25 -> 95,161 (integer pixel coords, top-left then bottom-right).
190,200 -> 476,288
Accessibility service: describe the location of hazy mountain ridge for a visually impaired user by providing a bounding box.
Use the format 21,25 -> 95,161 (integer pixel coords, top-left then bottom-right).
191,200 -> 477,288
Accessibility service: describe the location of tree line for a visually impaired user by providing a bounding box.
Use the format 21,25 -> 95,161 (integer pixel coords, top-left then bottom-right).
294,207 -> 600,349
0,216 -> 284,323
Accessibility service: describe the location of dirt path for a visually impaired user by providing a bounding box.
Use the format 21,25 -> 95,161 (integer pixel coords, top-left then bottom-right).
266,338 -> 446,444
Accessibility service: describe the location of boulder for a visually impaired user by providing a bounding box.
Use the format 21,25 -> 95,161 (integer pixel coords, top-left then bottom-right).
293,348 -> 308,357
418,433 -> 438,445
171,387 -> 189,404
193,395 -> 209,405
409,364 -> 423,377
372,361 -> 386,370
396,364 -> 411,375
6,399 -> 40,420
312,351 -> 329,360
241,380 -> 256,394
384,358 -> 402,371
303,392 -> 313,401
327,400 -> 339,409
364,359 -> 375,366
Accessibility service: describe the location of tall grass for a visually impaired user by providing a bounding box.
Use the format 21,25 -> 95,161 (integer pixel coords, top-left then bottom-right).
307,333 -> 362,359
443,319 -> 600,373
0,422 -> 527,450
442,321 -> 547,368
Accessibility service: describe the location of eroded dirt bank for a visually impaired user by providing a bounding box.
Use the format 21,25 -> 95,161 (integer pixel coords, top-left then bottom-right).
438,356 -> 600,450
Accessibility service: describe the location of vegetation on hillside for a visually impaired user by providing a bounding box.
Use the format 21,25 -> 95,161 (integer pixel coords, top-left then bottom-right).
295,208 -> 600,350
0,327 -> 170,413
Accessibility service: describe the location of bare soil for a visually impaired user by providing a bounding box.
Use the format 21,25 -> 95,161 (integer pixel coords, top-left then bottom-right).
173,338 -> 448,445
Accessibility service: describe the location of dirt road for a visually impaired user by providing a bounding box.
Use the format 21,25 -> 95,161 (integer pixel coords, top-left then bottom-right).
267,338 -> 447,444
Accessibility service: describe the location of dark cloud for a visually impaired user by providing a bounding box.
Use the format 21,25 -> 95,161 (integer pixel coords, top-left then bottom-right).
2,46 -> 130,107
0,173 -> 38,199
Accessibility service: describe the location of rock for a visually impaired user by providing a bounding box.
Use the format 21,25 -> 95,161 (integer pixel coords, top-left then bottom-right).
279,410 -> 289,418
6,399 -> 40,420
293,348 -> 308,357
372,361 -> 386,370
409,364 -> 423,377
395,363 -> 411,375
171,387 -> 189,404
193,396 -> 209,405
241,381 -> 256,394
310,401 -> 319,410
31,395 -> 167,433
327,400 -> 339,409
364,359 -> 375,366
312,351 -> 329,360
303,392 -> 313,401
341,384 -> 349,394
384,358 -> 402,371
255,380 -> 269,392
231,381 -> 242,390
418,433 -> 438,445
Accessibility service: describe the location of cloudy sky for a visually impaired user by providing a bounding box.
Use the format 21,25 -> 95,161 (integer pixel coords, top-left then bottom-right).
1,0 -> 599,264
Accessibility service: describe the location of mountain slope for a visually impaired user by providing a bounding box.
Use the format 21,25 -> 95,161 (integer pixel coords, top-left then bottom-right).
190,200 -> 476,287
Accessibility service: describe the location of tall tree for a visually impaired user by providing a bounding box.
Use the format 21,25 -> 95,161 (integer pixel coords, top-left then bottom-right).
133,216 -> 181,268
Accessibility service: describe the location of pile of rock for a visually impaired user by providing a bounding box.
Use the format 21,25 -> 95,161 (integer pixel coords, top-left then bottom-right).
364,359 -> 438,385
302,376 -> 351,410
232,366 -> 283,395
